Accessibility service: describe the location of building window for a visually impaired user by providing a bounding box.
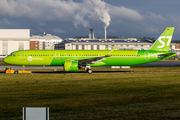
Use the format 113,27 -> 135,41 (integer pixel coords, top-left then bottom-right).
54,44 -> 65,50
106,45 -> 108,49
91,45 -> 94,50
97,45 -> 99,50
3,41 -> 8,55
76,45 -> 78,50
82,45 -> 84,50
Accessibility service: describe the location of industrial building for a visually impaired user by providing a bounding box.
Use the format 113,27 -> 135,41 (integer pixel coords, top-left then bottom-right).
55,29 -> 155,50
55,38 -> 175,51
173,40 -> 180,57
0,29 -> 30,58
30,33 -> 62,50
55,28 -> 176,55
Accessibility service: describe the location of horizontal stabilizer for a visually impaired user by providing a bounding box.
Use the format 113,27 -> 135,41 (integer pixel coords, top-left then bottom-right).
157,53 -> 176,58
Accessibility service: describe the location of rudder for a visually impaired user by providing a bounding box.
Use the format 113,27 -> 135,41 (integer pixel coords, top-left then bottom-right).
149,27 -> 174,51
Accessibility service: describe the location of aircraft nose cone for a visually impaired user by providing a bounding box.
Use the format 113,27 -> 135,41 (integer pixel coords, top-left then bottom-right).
3,57 -> 9,64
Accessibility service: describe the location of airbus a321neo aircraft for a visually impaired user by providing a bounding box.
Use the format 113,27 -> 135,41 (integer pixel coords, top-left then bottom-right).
4,27 -> 176,73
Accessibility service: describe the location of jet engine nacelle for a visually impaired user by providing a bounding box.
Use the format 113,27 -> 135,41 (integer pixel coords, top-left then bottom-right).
64,61 -> 79,71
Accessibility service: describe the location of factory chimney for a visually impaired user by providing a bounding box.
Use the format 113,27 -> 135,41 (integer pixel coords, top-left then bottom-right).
89,29 -> 94,39
104,27 -> 107,40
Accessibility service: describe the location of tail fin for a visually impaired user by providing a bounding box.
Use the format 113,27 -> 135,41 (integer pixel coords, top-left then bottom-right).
149,27 -> 174,51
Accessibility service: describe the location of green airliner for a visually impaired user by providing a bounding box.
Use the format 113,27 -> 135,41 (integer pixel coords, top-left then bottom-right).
3,27 -> 176,73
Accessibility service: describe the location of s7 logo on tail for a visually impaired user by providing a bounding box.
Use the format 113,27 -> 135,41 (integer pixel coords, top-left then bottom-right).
158,36 -> 172,48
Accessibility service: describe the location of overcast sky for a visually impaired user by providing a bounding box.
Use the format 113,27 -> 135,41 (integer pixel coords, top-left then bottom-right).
0,0 -> 180,39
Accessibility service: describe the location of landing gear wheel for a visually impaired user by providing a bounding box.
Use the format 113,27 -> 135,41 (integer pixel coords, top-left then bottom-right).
14,71 -> 18,74
87,69 -> 92,74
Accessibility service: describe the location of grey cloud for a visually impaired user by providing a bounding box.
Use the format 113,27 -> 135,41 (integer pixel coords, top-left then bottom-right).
108,6 -> 143,21
0,18 -> 11,25
145,12 -> 166,23
51,28 -> 66,34
0,0 -> 78,20
0,0 -> 178,39
0,0 -> 142,24
73,13 -> 91,28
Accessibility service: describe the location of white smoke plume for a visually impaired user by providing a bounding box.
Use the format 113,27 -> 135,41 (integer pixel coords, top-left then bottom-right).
90,0 -> 111,29
73,0 -> 111,29
74,12 -> 91,28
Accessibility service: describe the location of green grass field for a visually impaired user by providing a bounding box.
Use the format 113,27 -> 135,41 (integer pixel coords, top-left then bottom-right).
1,71 -> 180,119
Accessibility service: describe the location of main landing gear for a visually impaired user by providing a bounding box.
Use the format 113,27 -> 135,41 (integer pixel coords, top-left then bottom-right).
84,64 -> 92,74
87,68 -> 92,74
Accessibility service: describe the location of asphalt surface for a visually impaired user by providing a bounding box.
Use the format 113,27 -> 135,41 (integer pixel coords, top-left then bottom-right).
0,65 -> 63,70
135,61 -> 180,67
1,61 -> 180,74
1,61 -> 180,70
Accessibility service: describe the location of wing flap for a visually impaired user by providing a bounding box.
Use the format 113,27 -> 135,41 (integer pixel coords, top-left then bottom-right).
65,46 -> 116,67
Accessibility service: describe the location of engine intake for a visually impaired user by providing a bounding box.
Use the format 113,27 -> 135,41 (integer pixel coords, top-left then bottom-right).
64,61 -> 79,71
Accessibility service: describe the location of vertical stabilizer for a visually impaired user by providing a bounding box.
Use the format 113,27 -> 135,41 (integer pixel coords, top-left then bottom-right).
149,27 -> 174,51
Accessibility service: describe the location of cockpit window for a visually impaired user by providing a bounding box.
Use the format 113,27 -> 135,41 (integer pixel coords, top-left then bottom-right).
8,53 -> 15,56
8,53 -> 12,56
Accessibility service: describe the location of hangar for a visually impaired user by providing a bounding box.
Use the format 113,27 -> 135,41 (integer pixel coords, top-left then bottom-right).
0,29 -> 30,58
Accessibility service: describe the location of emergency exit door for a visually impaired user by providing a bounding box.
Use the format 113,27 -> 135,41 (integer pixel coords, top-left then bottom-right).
55,51 -> 60,60
145,51 -> 149,60
20,51 -> 25,60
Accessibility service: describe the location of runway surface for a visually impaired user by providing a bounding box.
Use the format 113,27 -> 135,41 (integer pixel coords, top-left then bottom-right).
135,61 -> 180,67
1,61 -> 180,70
0,65 -> 63,70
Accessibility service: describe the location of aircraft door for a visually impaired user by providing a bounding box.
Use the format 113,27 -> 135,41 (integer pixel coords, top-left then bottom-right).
145,51 -> 149,60
55,51 -> 60,60
20,51 -> 25,60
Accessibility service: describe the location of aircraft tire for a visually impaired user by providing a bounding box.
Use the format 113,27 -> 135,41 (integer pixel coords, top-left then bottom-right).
87,69 -> 92,74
